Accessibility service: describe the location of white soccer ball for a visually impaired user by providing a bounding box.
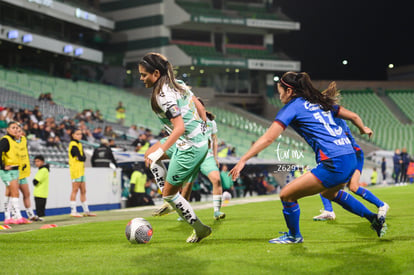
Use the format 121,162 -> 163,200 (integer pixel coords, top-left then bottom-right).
222,191 -> 232,201
125,218 -> 153,244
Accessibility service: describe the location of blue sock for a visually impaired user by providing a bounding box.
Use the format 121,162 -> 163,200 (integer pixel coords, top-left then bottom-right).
282,201 -> 301,238
320,194 -> 333,211
355,187 -> 384,208
333,190 -> 376,222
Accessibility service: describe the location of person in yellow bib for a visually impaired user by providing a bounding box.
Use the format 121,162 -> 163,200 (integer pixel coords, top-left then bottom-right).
15,126 -> 42,221
68,129 -> 96,217
0,122 -> 27,225
115,101 -> 126,126
33,155 -> 49,217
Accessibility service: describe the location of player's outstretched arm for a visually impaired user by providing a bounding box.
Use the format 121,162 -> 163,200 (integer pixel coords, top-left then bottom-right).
337,106 -> 373,138
229,122 -> 283,180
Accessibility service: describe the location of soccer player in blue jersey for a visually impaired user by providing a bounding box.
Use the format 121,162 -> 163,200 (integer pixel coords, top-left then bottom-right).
230,72 -> 387,244
313,107 -> 389,221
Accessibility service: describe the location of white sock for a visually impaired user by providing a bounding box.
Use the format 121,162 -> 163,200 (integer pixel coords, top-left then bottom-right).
213,195 -> 223,213
26,208 -> 35,218
81,201 -> 90,213
4,196 -> 11,220
11,198 -> 22,219
150,161 -> 167,193
70,201 -> 77,213
164,193 -> 206,232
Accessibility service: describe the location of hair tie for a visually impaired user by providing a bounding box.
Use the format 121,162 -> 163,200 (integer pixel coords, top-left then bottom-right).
280,78 -> 295,89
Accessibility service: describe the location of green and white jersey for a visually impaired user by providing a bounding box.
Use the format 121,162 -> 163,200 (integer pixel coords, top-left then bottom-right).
156,83 -> 208,150
206,119 -> 217,158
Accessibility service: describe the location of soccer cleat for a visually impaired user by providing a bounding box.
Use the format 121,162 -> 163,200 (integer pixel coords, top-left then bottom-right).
214,211 -> 226,220
4,218 -> 18,225
152,203 -> 175,217
378,202 -> 390,220
0,225 -> 12,230
269,232 -> 304,244
186,226 -> 212,243
83,212 -> 97,217
16,217 -> 32,224
70,213 -> 83,218
313,210 -> 336,221
371,216 -> 387,237
29,216 -> 44,222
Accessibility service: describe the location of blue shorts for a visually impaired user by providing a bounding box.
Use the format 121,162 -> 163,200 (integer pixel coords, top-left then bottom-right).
311,153 -> 357,188
355,149 -> 364,172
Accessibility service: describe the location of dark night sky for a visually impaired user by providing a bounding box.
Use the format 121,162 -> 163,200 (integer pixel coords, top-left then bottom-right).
274,1 -> 414,80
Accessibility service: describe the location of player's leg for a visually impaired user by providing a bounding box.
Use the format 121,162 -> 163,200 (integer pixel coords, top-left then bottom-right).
313,194 -> 336,221
8,177 -> 25,223
163,181 -> 211,243
163,144 -> 211,242
147,140 -> 175,216
270,172 -> 326,244
70,180 -> 82,217
200,157 -> 225,219
348,170 -> 389,219
79,180 -> 96,217
19,180 -> 40,221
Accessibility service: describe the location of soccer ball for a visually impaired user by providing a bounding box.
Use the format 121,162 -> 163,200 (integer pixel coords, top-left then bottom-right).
222,191 -> 232,202
125,218 -> 153,244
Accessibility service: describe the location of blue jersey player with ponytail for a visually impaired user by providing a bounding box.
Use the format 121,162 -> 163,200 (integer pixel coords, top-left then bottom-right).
230,72 -> 387,244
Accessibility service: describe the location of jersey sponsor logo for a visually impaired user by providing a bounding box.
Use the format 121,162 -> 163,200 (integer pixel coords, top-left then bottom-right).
172,175 -> 180,182
175,202 -> 196,224
304,101 -> 321,111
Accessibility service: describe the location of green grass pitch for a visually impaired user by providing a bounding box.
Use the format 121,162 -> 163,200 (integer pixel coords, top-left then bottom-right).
1,185 -> 413,274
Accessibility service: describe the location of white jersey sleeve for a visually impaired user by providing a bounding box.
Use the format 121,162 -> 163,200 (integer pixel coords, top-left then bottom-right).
156,85 -> 180,113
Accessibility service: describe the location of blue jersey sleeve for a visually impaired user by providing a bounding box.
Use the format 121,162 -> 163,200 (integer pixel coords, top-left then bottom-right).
332,105 -> 340,117
275,100 -> 298,129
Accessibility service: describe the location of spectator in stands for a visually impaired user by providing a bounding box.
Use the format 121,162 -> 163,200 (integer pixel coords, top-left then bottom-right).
32,106 -> 41,122
63,128 -> 72,143
108,139 -> 120,149
33,155 -> 49,217
157,129 -> 169,139
93,109 -> 104,122
127,124 -> 139,139
401,148 -> 410,184
92,127 -> 105,141
381,157 -> 387,184
127,163 -> 154,207
116,101 -> 126,126
91,139 -> 117,168
29,123 -> 42,139
0,111 -> 7,129
393,148 -> 402,184
138,126 -> 146,136
132,133 -> 150,154
104,125 -> 117,139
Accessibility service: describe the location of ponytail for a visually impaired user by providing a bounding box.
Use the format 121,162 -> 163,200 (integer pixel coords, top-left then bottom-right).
279,72 -> 337,112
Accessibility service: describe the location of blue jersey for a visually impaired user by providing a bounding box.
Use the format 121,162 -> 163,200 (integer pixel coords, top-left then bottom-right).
332,105 -> 361,152
333,117 -> 361,151
275,97 -> 354,163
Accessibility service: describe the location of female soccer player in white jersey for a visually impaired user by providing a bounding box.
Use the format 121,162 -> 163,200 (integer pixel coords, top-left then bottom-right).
138,52 -> 211,243
230,72 -> 387,244
149,97 -> 225,220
